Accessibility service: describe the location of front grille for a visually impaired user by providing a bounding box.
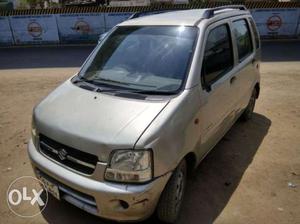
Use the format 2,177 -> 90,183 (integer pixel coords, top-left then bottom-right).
39,134 -> 98,175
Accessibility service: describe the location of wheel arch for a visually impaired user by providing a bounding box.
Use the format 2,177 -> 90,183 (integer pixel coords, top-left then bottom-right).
184,152 -> 197,175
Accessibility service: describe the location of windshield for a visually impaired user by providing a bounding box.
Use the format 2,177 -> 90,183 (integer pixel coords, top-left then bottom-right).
79,26 -> 198,93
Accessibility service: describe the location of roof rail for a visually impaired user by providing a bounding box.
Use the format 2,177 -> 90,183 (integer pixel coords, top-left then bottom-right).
128,9 -> 174,20
203,5 -> 247,19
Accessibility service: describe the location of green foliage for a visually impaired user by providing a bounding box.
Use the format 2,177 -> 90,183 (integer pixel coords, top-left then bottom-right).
26,0 -> 38,7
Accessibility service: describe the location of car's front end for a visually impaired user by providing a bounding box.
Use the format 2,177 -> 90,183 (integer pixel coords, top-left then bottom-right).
28,76 -> 173,220
28,139 -> 171,221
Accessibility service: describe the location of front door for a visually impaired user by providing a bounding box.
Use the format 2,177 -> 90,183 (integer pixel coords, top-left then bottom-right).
197,22 -> 237,159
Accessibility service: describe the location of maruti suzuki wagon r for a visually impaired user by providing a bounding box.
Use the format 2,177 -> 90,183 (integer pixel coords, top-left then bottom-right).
28,5 -> 260,223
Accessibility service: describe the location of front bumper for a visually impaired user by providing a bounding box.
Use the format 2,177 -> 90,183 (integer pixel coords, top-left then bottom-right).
28,139 -> 171,221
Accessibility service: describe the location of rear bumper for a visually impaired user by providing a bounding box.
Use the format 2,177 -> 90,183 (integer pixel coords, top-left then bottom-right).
28,139 -> 171,221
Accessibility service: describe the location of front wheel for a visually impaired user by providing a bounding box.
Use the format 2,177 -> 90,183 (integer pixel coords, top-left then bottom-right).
156,159 -> 187,223
241,88 -> 257,121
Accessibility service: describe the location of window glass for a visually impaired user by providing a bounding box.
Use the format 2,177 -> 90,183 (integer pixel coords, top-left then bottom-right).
232,19 -> 253,60
201,24 -> 233,86
79,26 -> 198,93
249,18 -> 260,49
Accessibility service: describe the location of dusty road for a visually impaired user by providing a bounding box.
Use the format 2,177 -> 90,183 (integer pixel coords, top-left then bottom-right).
0,41 -> 300,224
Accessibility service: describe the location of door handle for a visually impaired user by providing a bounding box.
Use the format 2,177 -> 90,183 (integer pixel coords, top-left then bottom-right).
230,76 -> 236,84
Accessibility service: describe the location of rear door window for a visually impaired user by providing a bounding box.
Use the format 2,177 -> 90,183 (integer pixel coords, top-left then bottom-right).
232,19 -> 253,61
201,24 -> 233,86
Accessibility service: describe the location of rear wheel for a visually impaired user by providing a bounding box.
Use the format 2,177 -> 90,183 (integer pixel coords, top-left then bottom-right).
241,88 -> 257,121
156,159 -> 187,223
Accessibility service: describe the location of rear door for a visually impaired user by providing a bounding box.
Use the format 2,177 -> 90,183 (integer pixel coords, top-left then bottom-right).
230,17 -> 256,113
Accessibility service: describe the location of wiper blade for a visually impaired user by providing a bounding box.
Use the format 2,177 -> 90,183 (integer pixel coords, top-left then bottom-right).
93,78 -> 132,86
97,88 -> 175,95
73,76 -> 89,83
76,76 -> 120,89
131,90 -> 176,95
93,77 -> 155,88
74,77 -> 176,95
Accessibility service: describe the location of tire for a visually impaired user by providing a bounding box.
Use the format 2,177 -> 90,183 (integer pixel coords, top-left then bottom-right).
241,88 -> 257,121
157,159 -> 187,223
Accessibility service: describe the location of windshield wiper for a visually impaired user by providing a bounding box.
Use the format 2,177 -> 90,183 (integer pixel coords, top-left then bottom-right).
93,77 -> 132,86
74,76 -> 121,90
130,90 -> 176,95
97,88 -> 176,95
91,78 -> 173,95
93,77 -> 156,88
73,76 -> 89,83
74,76 -> 176,95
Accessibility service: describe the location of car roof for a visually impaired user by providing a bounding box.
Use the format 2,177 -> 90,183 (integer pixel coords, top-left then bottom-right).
119,8 -> 249,27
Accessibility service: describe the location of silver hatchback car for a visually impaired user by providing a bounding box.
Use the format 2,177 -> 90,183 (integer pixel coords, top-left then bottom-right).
28,5 -> 260,223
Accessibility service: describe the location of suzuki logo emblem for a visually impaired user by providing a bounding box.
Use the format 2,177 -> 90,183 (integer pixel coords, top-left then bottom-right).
58,149 -> 67,160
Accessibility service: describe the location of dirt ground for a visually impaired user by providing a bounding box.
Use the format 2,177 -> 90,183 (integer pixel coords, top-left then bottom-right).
0,42 -> 299,224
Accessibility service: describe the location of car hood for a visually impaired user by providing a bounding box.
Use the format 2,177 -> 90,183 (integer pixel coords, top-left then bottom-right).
34,79 -> 169,161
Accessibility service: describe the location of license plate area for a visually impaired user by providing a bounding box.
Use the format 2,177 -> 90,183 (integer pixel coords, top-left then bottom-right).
36,171 -> 60,200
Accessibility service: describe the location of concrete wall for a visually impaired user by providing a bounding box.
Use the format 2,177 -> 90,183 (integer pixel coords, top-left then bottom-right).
251,8 -> 300,39
0,8 -> 300,45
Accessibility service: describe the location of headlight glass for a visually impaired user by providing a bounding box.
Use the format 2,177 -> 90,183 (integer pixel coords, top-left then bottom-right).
105,150 -> 152,183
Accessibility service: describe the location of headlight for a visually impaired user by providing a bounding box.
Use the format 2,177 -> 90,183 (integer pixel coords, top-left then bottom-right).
105,149 -> 153,183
